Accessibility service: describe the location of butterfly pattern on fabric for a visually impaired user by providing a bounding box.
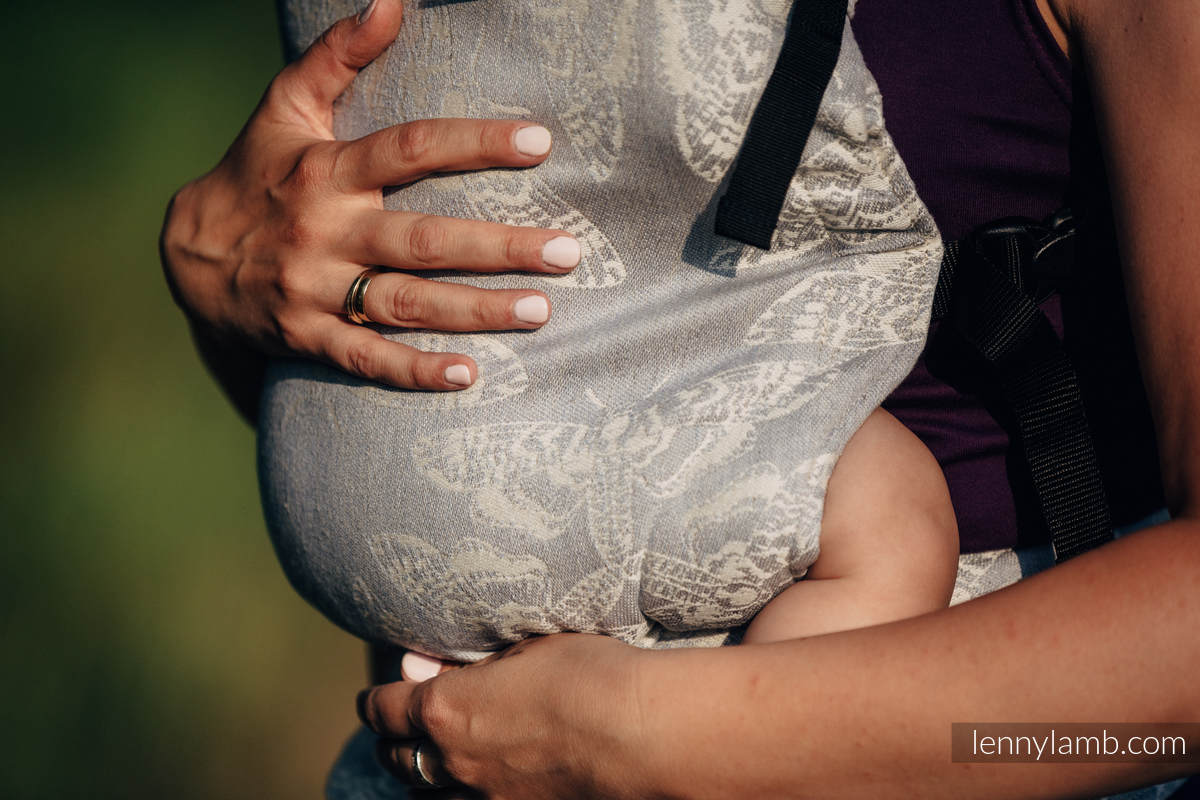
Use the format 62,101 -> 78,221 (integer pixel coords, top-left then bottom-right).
339,240 -> 929,658
262,0 -> 943,663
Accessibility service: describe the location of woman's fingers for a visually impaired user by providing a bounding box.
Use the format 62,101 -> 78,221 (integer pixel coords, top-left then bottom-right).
334,119 -> 554,191
270,0 -> 404,115
336,270 -> 553,331
358,681 -> 425,739
352,210 -> 581,273
375,739 -> 460,792
316,320 -> 477,390
306,262 -> 559,391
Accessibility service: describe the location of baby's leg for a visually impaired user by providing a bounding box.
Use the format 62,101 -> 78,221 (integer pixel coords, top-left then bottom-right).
742,408 -> 958,644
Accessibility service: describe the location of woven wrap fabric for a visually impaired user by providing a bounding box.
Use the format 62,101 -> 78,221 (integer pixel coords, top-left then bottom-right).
259,0 -> 942,662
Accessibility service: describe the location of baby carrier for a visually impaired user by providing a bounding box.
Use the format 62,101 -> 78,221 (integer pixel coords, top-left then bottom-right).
264,0 -> 1161,670
265,0 -> 942,662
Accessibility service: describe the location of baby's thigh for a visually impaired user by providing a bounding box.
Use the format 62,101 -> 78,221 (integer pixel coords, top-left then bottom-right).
811,408 -> 959,604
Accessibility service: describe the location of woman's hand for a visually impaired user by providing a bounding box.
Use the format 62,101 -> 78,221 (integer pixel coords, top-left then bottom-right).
160,0 -> 579,418
359,546 -> 1200,800
358,635 -> 658,800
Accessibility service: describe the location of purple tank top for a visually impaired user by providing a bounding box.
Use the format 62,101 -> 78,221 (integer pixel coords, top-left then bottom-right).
851,0 -> 1072,552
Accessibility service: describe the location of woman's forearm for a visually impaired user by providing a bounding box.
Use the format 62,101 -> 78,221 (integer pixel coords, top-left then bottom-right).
638,519 -> 1200,799
361,521 -> 1199,798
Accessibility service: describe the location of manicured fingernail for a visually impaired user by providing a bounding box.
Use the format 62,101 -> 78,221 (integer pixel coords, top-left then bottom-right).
541,236 -> 581,269
444,364 -> 472,386
401,651 -> 443,683
514,125 -> 552,156
358,0 -> 377,24
513,295 -> 550,324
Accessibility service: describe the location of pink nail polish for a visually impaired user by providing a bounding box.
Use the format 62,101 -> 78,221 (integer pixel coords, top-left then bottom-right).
542,236 -> 581,269
514,126 -> 553,156
358,0 -> 378,24
513,295 -> 550,324
444,364 -> 473,386
401,651 -> 444,682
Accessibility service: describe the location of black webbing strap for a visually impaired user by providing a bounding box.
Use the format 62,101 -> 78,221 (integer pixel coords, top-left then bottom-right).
714,0 -> 849,249
935,213 -> 1114,562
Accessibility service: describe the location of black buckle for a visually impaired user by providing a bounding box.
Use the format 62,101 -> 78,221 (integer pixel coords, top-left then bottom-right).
964,209 -> 1075,304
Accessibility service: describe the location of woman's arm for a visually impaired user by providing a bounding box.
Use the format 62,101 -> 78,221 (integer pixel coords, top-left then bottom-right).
160,0 -> 579,424
359,1 -> 1200,796
366,523 -> 1200,799
1076,0 -> 1200,516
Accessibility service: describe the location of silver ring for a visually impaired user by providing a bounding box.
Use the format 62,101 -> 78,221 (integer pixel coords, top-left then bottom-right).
344,269 -> 375,325
411,741 -> 446,790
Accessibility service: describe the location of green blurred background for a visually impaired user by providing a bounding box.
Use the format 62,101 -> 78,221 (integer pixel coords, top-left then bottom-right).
1,2 -> 366,797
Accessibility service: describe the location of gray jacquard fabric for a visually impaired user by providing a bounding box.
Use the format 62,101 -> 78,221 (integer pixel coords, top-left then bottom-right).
260,0 -> 943,662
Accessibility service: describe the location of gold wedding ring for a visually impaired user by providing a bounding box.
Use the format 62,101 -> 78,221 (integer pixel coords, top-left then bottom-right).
411,741 -> 446,789
344,269 -> 375,325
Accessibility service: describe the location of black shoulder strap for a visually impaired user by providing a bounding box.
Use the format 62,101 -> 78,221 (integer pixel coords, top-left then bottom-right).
935,213 -> 1114,562
714,0 -> 849,249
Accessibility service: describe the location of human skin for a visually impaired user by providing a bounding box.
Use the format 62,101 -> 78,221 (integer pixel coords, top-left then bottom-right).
159,0 -> 581,423
741,406 -> 959,644
357,0 -> 1200,796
